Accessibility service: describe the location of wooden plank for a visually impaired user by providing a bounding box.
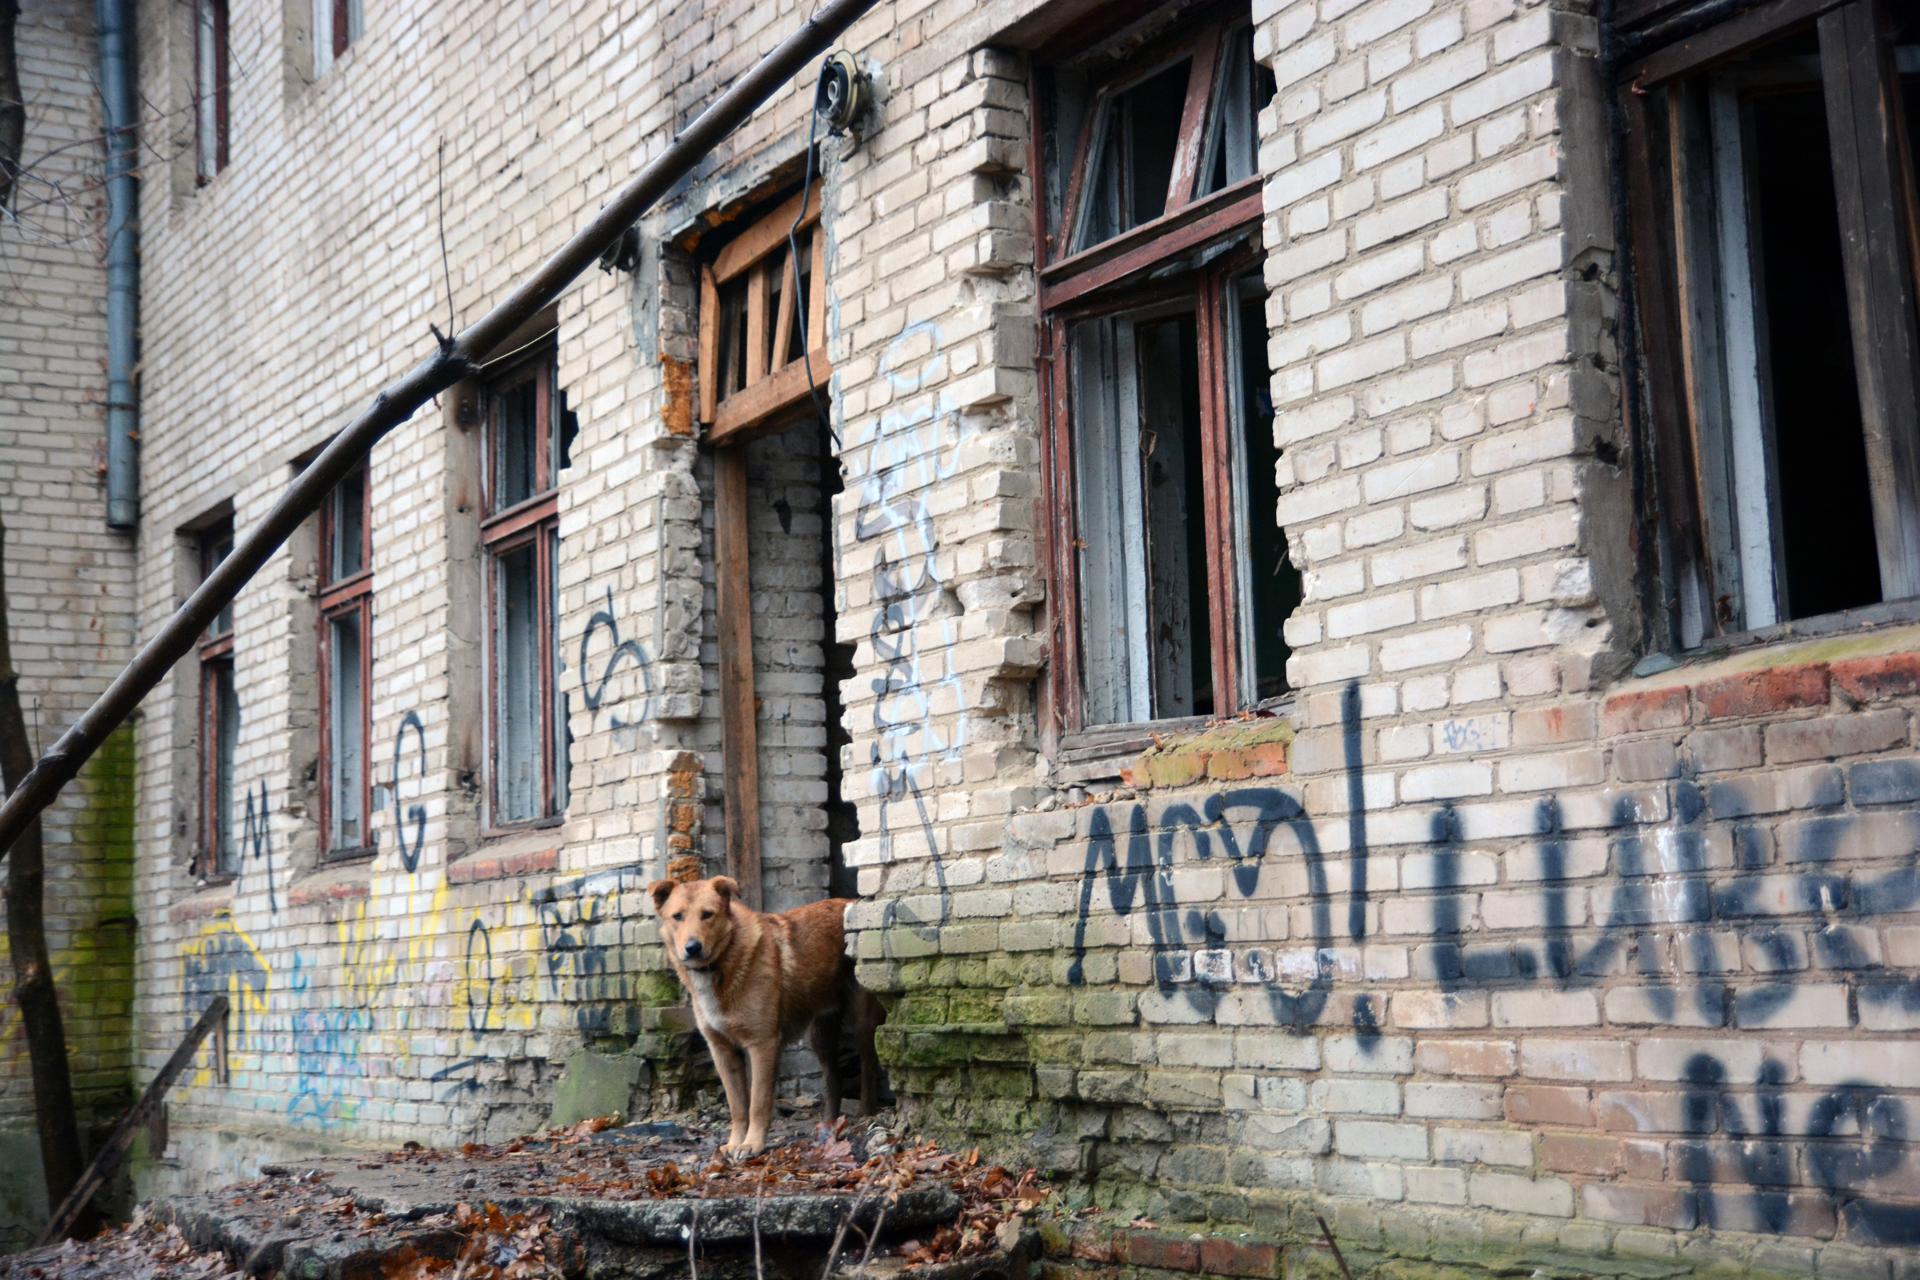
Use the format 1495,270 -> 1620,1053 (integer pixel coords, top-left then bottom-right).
1041,185 -> 1261,311
1622,86 -> 1712,645
712,184 -> 821,285
699,266 -> 719,424
1623,0 -> 1845,89
745,262 -> 771,385
808,229 -> 828,353
1668,78 -> 1745,630
772,246 -> 797,374
713,447 -> 762,910
709,348 -> 834,446
1165,24 -> 1221,211
1195,271 -> 1240,712
37,995 -> 229,1246
1819,0 -> 1920,601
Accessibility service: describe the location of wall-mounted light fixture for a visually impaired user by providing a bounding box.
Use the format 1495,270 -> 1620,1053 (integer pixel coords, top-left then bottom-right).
815,52 -> 870,137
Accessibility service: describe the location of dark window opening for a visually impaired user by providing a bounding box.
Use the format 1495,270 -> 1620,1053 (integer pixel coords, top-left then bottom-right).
1623,0 -> 1920,645
1041,6 -> 1298,736
1078,59 -> 1192,250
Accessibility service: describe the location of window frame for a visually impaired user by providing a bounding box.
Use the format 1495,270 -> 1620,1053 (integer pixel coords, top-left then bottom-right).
1619,0 -> 1920,649
480,346 -> 568,833
313,0 -> 362,72
1034,1 -> 1286,744
193,0 -> 230,184
317,464 -> 374,862
196,521 -> 237,880
697,185 -> 832,445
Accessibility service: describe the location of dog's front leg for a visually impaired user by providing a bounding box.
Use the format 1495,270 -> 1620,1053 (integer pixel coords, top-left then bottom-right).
741,1039 -> 780,1155
708,1036 -> 752,1153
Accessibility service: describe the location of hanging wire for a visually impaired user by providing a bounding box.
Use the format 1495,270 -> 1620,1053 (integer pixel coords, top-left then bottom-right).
788,80 -> 839,449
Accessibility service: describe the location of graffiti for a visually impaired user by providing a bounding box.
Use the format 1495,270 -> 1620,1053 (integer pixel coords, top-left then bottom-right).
464,918 -> 494,1035
285,956 -> 373,1129
534,865 -> 645,1033
392,710 -> 427,872
1060,677 -> 1920,1235
579,585 -> 652,733
241,780 -> 275,914
850,321 -> 969,936
1682,1054 -> 1918,1244
179,916 -> 271,1082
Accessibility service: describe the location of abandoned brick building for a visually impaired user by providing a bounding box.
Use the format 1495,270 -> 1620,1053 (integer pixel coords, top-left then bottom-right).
4,0 -> 1920,1269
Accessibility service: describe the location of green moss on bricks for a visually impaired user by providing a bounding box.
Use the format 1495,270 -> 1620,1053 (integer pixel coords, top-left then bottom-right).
631,970 -> 684,1007
546,1049 -> 646,1129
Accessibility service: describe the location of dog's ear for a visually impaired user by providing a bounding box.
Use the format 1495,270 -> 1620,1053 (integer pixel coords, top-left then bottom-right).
711,876 -> 740,903
648,880 -> 678,914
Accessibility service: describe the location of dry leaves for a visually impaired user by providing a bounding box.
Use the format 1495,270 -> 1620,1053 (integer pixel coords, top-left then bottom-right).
380,1204 -> 581,1280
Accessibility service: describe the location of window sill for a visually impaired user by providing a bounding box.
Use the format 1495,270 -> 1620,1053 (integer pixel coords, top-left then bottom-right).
168,881 -> 234,924
286,861 -> 372,909
451,826 -> 563,885
1053,707 -> 1296,789
1645,599 -> 1920,674
1605,617 -> 1920,728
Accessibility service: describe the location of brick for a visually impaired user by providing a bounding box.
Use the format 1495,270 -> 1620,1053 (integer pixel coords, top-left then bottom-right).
1467,1171 -> 1573,1216
1831,651 -> 1920,701
1765,711 -> 1907,763
1504,1084 -> 1592,1126
1581,1184 -> 1698,1230
1693,663 -> 1831,720
1602,686 -> 1689,735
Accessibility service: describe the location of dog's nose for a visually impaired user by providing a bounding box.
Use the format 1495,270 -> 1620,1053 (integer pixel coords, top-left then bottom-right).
683,939 -> 703,959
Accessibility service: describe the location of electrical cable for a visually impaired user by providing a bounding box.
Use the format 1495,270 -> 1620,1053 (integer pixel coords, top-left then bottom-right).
789,75 -> 839,449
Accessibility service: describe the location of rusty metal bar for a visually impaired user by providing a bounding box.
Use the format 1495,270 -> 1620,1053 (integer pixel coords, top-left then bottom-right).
0,0 -> 880,857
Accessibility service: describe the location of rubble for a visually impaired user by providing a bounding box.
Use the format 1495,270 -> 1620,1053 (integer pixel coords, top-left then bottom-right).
0,1116 -> 1046,1280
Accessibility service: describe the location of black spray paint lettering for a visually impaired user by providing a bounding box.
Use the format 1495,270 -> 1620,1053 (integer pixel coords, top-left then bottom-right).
241,780 -> 275,914
1061,678 -> 1920,1234
464,917 -> 494,1036
579,585 -> 652,730
534,864 -> 642,1033
392,710 -> 427,873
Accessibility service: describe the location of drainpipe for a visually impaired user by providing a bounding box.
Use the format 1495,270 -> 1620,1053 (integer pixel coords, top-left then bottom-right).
98,0 -> 137,530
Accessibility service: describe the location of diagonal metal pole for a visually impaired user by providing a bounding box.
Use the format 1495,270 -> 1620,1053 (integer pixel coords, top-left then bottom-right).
0,0 -> 879,857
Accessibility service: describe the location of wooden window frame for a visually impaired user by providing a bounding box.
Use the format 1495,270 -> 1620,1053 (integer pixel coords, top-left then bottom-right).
317,465 -> 374,862
196,522 -> 236,880
694,188 -> 837,907
1034,2 -> 1281,743
193,0 -> 230,183
1620,0 -> 1920,647
481,348 -> 566,834
698,185 -> 832,447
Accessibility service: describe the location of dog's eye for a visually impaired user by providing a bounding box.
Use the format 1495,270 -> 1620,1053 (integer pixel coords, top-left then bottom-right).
672,912 -> 685,921
700,910 -> 714,920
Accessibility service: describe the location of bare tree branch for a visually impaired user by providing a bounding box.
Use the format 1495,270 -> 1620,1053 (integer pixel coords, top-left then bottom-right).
0,0 -> 22,212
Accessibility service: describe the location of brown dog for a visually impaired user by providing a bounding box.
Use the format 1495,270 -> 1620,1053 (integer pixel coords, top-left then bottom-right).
650,876 -> 883,1155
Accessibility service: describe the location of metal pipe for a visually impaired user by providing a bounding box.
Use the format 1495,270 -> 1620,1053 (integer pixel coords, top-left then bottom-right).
98,0 -> 138,530
0,0 -> 880,855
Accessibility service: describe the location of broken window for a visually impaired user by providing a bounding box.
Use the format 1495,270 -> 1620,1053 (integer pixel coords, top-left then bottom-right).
698,186 -> 831,445
194,0 -> 229,182
319,464 -> 372,858
197,519 -> 238,878
482,348 -> 573,827
1624,0 -> 1920,644
313,0 -> 363,74
1038,4 -> 1297,733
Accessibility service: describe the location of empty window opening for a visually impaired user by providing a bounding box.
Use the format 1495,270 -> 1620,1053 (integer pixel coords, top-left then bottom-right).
1077,58 -> 1192,250
1626,7 -> 1920,643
